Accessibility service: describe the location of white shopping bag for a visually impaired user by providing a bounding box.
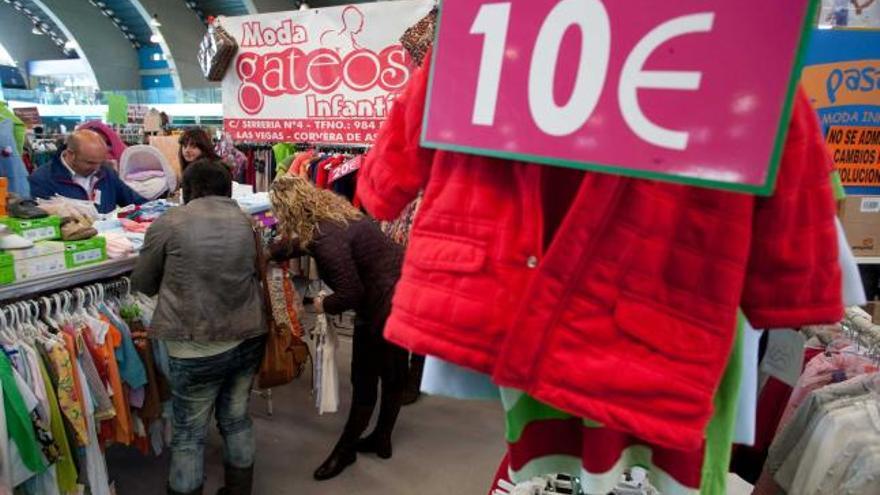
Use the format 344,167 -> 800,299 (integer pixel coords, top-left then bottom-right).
313,313 -> 339,414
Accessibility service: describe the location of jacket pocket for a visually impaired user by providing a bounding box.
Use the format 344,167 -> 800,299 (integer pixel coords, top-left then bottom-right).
614,298 -> 723,364
407,232 -> 488,273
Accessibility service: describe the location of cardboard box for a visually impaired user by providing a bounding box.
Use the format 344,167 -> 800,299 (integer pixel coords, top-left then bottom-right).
864,301 -> 880,324
14,253 -> 66,280
838,196 -> 880,257
0,216 -> 61,242
64,236 -> 107,269
4,241 -> 64,261
0,252 -> 14,285
1,241 -> 65,282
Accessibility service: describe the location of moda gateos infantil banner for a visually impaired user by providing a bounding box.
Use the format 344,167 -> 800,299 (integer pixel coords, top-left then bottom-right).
422,0 -> 818,195
221,0 -> 433,144
801,29 -> 880,194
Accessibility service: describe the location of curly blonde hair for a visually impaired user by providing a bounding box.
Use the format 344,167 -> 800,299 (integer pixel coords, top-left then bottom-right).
269,175 -> 363,248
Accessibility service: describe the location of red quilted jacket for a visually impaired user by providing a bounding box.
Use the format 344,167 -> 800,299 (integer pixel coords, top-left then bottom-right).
359,58 -> 843,451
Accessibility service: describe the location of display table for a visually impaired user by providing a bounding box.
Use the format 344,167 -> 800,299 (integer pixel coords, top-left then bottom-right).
0,256 -> 139,301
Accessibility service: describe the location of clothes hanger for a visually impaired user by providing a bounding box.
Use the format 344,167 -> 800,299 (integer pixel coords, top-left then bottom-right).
2,306 -> 18,345
0,307 -> 12,345
86,285 -> 100,318
14,302 -> 29,342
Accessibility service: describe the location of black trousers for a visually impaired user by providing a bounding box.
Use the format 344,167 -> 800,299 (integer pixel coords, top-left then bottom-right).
350,319 -> 409,408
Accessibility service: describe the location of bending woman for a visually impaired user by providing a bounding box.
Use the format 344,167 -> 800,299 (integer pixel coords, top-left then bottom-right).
269,175 -> 408,481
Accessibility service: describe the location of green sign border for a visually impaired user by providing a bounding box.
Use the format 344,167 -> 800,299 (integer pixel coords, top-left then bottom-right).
420,0 -> 821,196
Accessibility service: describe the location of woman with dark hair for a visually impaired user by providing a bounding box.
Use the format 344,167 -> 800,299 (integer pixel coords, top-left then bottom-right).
132,158 -> 266,495
178,128 -> 221,172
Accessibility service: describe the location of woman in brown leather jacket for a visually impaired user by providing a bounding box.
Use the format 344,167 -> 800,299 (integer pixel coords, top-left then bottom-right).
269,175 -> 408,481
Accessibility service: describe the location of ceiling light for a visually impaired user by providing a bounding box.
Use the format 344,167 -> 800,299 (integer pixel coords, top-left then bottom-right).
120,25 -> 128,31
64,40 -> 78,51
150,14 -> 161,27
150,33 -> 162,43
31,24 -> 43,35
151,53 -> 162,61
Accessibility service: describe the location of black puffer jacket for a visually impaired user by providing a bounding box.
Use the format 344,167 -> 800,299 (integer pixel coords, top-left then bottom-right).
309,218 -> 404,331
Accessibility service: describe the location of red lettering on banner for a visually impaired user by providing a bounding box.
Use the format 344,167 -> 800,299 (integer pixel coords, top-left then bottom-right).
235,45 -> 413,115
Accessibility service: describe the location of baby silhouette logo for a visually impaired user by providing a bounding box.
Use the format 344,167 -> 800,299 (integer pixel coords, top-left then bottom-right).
320,6 -> 365,52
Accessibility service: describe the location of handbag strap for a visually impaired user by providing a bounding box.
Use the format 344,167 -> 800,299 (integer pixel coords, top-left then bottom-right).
253,228 -> 273,324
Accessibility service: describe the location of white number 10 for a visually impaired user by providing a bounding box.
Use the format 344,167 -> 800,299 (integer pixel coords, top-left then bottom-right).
469,0 -> 714,150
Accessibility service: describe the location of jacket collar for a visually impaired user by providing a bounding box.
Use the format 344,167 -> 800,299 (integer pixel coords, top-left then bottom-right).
186,196 -> 238,207
50,153 -> 107,183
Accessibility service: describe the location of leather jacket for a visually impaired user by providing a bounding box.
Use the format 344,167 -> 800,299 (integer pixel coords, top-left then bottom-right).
132,196 -> 266,342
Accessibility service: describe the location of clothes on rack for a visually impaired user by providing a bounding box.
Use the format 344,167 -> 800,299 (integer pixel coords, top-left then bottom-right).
0,280 -> 171,493
359,49 -> 843,453
0,119 -> 30,198
0,102 -> 26,154
235,144 -> 277,192
748,309 -> 880,495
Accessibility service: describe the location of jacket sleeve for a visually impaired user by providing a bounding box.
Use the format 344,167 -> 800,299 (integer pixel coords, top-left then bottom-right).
131,215 -> 171,296
311,234 -> 365,315
358,50 -> 435,220
27,169 -> 55,200
269,236 -> 306,262
740,88 -> 843,328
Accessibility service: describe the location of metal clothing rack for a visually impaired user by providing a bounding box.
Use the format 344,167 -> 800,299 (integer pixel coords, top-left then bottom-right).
843,306 -> 880,363
0,257 -> 139,303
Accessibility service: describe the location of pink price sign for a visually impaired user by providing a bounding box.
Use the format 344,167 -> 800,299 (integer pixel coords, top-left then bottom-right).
421,0 -> 819,194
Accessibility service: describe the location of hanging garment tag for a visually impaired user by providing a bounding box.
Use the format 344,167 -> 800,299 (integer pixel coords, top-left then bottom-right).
760,329 -> 806,387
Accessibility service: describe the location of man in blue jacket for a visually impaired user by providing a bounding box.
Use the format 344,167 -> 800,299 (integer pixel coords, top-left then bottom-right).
29,129 -> 146,213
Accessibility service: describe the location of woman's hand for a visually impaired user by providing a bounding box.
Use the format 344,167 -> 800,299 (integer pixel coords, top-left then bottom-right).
313,296 -> 325,314
268,236 -> 296,262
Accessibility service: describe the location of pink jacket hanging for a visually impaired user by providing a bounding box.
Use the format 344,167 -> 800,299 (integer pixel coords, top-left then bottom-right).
358,56 -> 843,451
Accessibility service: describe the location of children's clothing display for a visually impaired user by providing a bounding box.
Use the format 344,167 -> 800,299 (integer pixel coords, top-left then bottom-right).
749,308 -> 880,495
0,280 -> 171,493
360,50 -> 843,453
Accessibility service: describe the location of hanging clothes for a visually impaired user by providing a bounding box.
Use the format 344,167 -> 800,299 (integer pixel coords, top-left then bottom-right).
0,102 -> 25,154
359,50 -> 843,452
0,119 -> 31,197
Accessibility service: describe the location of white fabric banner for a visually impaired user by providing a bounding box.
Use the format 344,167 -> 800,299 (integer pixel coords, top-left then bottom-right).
221,0 -> 433,144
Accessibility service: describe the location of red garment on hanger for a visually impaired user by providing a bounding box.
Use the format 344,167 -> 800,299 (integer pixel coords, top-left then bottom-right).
359,51 -> 842,451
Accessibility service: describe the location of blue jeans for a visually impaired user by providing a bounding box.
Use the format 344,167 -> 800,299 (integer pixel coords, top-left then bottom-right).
167,336 -> 265,492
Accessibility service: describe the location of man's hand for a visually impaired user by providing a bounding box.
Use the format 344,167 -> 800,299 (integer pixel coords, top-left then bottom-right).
313,295 -> 325,314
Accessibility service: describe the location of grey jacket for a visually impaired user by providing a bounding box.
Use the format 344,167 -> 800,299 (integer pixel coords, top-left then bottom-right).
131,196 -> 267,341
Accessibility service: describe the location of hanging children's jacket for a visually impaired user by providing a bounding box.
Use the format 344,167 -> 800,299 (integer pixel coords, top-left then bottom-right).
358,50 -> 843,451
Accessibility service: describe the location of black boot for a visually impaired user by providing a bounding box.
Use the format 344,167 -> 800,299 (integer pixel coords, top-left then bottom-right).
313,405 -> 374,481
168,485 -> 203,495
402,354 -> 425,406
216,464 -> 253,495
356,430 -> 392,459
357,386 -> 404,460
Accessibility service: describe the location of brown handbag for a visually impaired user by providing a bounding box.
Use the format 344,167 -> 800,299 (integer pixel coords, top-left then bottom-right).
198,19 -> 238,81
254,231 -> 309,389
